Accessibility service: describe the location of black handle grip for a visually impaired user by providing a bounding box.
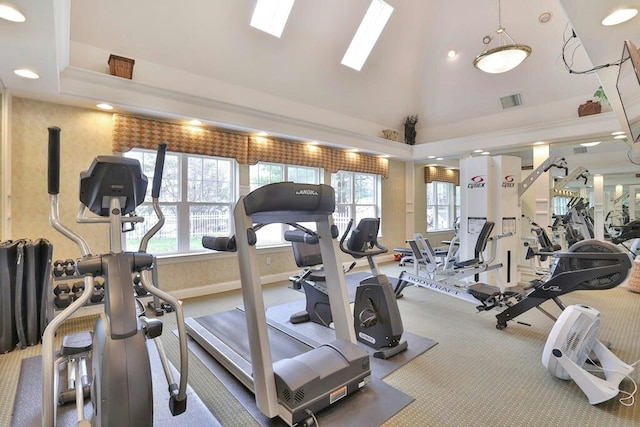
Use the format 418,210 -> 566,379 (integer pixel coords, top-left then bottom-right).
47,126 -> 61,195
202,236 -> 237,252
152,143 -> 167,198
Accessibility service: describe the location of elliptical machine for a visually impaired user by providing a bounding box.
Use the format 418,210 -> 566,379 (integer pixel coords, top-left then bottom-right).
340,218 -> 408,359
42,127 -> 189,426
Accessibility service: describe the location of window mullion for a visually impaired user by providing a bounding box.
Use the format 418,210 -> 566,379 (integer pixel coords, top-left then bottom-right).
179,154 -> 190,252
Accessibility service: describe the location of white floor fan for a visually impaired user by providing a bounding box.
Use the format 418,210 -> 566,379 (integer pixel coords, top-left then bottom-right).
542,304 -> 634,405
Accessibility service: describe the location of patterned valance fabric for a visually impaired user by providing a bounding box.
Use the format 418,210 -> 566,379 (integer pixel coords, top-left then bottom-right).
113,115 -> 388,178
112,114 -> 248,163
248,136 -> 389,178
331,150 -> 389,178
424,166 -> 459,185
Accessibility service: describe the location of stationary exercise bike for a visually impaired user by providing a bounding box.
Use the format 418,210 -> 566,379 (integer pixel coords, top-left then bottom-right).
285,229 -> 355,327
42,127 -> 189,426
340,218 -> 408,359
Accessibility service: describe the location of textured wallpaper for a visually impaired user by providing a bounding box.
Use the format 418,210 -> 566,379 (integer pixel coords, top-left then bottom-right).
10,97 -> 409,294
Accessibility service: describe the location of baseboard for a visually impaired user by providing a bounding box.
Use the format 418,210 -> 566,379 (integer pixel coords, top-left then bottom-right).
169,256 -> 396,300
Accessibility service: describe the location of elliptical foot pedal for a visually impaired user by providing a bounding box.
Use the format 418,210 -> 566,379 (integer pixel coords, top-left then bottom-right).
61,331 -> 92,356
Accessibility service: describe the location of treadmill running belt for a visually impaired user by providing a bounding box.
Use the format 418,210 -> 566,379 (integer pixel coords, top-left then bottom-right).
193,309 -> 313,363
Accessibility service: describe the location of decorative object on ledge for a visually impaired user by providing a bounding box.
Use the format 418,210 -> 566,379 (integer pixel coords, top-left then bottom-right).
382,129 -> 400,142
108,54 -> 135,79
404,115 -> 418,145
578,100 -> 601,117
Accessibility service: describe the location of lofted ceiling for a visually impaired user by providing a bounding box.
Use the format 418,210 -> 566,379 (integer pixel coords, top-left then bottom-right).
1,0 -> 639,183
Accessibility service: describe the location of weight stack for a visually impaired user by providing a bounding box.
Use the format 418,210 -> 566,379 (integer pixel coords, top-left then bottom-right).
626,257 -> 640,294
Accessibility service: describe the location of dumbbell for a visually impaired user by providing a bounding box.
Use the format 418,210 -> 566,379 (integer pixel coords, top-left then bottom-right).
90,286 -> 105,304
64,259 -> 76,276
53,283 -> 72,309
53,260 -> 65,277
71,281 -> 85,301
133,274 -> 148,296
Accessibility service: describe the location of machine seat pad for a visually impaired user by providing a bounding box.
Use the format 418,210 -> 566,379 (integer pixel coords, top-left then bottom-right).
454,258 -> 479,268
467,283 -> 500,302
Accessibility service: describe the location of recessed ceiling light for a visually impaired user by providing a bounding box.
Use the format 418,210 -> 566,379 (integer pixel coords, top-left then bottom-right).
481,151 -> 490,155
341,0 -> 394,71
189,119 -> 202,126
601,8 -> 638,26
611,131 -> 625,136
0,4 -> 25,22
538,12 -> 552,24
96,103 -> 114,110
473,149 -> 483,153
614,134 -> 628,139
250,0 -> 295,38
579,141 -> 601,147
427,155 -> 436,159
447,50 -> 457,59
13,69 -> 39,79
436,157 -> 444,161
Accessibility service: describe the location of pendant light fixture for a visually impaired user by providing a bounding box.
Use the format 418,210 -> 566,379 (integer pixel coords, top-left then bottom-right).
473,0 -> 532,73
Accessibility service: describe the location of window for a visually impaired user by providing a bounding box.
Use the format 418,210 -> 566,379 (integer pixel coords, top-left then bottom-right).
249,162 -> 322,245
427,181 -> 458,231
123,149 -> 237,254
331,171 -> 381,236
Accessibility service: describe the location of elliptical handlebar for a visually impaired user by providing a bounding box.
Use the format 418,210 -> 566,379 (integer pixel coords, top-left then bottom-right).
151,143 -> 167,199
139,143 -> 168,253
47,127 -> 61,195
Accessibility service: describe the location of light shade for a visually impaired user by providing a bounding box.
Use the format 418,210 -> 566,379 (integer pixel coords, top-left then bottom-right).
474,43 -> 531,73
473,1 -> 531,74
0,4 -> 25,22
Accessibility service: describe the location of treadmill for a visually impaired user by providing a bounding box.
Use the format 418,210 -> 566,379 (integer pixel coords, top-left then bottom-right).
186,182 -> 371,426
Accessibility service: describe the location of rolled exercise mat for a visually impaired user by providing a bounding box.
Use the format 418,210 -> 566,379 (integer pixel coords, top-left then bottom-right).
0,241 -> 20,353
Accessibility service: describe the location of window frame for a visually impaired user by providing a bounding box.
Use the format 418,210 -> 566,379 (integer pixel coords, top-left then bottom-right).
331,170 -> 382,237
427,181 -> 459,232
123,148 -> 238,255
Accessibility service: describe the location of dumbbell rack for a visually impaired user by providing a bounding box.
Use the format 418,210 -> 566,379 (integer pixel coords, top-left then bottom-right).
51,260 -> 154,320
52,261 -> 104,318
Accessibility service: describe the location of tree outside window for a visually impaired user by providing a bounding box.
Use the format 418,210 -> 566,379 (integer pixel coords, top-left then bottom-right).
427,181 -> 459,231
331,171 -> 380,236
123,149 -> 237,254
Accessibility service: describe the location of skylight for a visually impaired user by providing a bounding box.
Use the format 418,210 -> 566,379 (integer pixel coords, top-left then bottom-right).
341,0 -> 394,71
250,0 -> 295,38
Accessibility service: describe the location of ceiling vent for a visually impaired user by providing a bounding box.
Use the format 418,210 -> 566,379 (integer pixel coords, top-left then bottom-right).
574,146 -> 588,154
501,93 -> 523,109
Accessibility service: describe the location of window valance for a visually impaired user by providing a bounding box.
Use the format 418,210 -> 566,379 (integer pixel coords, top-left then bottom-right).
113,114 -> 388,178
424,166 -> 459,185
